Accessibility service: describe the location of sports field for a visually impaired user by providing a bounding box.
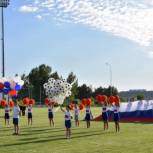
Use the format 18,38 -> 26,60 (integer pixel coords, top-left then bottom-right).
0,107 -> 153,153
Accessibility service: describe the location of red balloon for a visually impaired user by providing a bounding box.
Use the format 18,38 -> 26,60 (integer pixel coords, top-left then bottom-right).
114,96 -> 120,105
79,103 -> 84,110
96,95 -> 107,104
86,98 -> 92,106
0,82 -> 4,89
9,101 -> 14,107
23,98 -> 30,105
9,89 -> 17,96
0,99 -> 7,107
29,99 -> 35,105
81,98 -> 87,106
44,98 -> 50,105
69,103 -> 74,110
108,96 -> 115,104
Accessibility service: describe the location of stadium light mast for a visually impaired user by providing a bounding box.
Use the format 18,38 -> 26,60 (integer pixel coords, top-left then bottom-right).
106,62 -> 112,96
0,0 -> 10,77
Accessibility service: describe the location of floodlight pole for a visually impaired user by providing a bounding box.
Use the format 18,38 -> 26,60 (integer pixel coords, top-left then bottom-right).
0,0 -> 10,77
1,7 -> 4,77
106,62 -> 112,96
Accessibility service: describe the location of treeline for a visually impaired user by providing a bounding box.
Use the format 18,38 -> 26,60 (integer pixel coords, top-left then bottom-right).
19,64 -> 118,104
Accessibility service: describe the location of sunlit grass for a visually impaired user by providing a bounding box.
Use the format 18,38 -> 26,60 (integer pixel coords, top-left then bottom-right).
0,107 -> 152,153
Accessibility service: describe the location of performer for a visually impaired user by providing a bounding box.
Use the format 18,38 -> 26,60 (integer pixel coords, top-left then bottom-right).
4,104 -> 10,127
60,105 -> 72,139
85,105 -> 92,128
74,104 -> 80,127
113,103 -> 120,132
48,103 -> 54,127
101,102 -> 109,130
12,102 -> 21,135
27,104 -> 33,126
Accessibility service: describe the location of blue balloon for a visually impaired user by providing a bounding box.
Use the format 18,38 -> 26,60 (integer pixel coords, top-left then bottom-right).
4,81 -> 11,88
3,88 -> 9,94
15,84 -> 21,91
0,89 -> 3,93
12,95 -> 18,100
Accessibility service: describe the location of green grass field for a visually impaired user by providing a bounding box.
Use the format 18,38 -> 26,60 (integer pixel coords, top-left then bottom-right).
0,107 -> 153,153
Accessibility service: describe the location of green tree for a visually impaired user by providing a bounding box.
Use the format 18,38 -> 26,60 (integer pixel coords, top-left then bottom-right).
28,64 -> 52,102
137,94 -> 144,100
66,72 -> 78,101
76,84 -> 92,100
50,71 -> 60,79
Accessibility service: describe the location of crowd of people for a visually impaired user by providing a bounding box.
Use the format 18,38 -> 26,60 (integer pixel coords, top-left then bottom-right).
2,100 -> 120,139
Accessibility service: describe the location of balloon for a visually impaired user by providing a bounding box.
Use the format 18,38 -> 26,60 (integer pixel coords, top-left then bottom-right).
0,82 -> 4,89
23,98 -> 30,105
9,89 -> 17,96
44,98 -> 50,105
15,84 -> 21,91
79,103 -> 84,110
0,89 -> 3,93
81,98 -> 87,106
96,95 -> 107,104
12,95 -> 18,99
114,96 -> 120,105
4,81 -> 10,88
29,99 -> 35,105
0,99 -> 7,107
69,103 -> 74,110
43,78 -> 72,105
86,98 -> 92,106
108,96 -> 116,104
3,88 -> 9,94
9,101 -> 14,107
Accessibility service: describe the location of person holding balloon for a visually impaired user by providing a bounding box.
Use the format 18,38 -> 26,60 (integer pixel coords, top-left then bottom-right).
12,102 -> 21,135
26,99 -> 35,126
110,96 -> 120,132
96,95 -> 109,131
83,98 -> 92,128
102,99 -> 109,131
48,102 -> 54,127
4,104 -> 11,127
60,105 -> 73,139
27,104 -> 33,126
74,104 -> 80,127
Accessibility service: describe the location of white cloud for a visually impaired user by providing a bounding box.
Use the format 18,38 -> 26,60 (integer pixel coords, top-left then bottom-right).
19,5 -> 39,13
19,0 -> 153,51
35,15 -> 42,20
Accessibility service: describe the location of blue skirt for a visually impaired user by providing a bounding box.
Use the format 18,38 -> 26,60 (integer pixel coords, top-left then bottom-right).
5,113 -> 10,119
102,112 -> 108,121
28,113 -> 32,119
114,113 -> 120,122
85,114 -> 91,121
65,120 -> 71,128
48,112 -> 53,119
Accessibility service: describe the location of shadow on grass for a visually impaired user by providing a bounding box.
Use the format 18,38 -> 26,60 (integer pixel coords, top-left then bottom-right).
0,130 -> 112,147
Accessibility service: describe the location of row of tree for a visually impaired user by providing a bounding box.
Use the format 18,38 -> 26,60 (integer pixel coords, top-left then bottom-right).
19,64 -> 118,104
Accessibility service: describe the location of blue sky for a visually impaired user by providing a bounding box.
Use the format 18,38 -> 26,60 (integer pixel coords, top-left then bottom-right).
1,0 -> 153,91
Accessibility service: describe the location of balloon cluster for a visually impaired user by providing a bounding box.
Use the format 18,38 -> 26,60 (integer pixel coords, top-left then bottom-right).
44,98 -> 55,106
0,99 -> 14,107
81,98 -> 92,106
23,98 -> 35,106
0,76 -> 24,97
108,96 -> 120,106
96,95 -> 120,106
77,98 -> 92,110
43,78 -> 72,105
96,95 -> 108,104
